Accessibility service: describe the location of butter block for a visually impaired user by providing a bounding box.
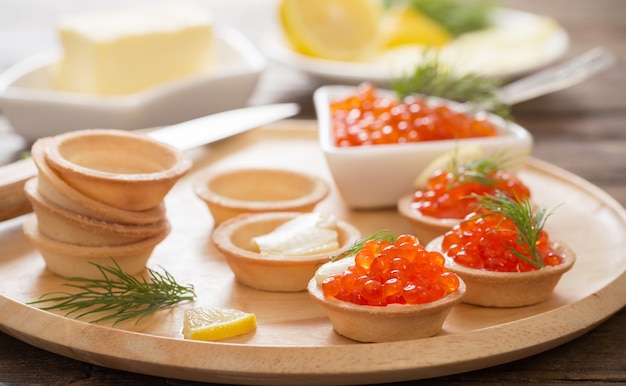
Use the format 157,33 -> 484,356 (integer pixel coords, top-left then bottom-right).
55,3 -> 214,96
252,213 -> 340,256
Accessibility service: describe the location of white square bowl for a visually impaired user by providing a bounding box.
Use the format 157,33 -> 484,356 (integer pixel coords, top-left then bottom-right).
314,85 -> 534,209
0,24 -> 265,142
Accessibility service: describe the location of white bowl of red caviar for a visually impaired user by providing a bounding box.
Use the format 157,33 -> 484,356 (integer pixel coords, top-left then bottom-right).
314,83 -> 533,209
426,198 -> 576,308
308,233 -> 465,343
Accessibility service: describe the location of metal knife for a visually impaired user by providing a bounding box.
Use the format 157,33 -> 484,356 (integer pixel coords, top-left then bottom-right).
0,103 -> 300,221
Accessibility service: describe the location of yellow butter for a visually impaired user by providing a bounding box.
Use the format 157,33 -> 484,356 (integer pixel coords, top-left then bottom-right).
55,3 -> 214,96
252,213 -> 340,256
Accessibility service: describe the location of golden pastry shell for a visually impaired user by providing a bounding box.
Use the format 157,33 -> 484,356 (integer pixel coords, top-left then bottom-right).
307,276 -> 465,343
23,215 -> 170,279
212,211 -> 360,292
427,236 -> 576,307
24,177 -> 169,247
31,137 -> 166,224
195,167 -> 329,225
44,128 -> 192,211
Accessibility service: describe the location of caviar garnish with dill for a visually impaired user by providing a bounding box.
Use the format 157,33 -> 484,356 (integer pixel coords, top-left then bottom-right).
323,233 -> 460,306
412,152 -> 530,219
441,193 -> 564,272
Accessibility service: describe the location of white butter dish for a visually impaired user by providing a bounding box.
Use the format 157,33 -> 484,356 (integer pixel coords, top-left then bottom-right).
0,24 -> 265,142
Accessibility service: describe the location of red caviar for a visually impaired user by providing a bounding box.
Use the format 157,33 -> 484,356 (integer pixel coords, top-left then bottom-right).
441,211 -> 564,272
330,83 -> 498,147
412,169 -> 531,219
321,234 -> 460,306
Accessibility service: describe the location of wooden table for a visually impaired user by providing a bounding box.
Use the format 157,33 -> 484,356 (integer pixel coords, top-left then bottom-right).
1,0 -> 624,384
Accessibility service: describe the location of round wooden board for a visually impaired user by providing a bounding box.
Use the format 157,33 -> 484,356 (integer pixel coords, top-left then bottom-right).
1,121 -> 625,385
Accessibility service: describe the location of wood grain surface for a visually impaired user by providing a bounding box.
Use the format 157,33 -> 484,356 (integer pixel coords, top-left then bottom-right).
1,124 -> 624,385
1,0 -> 625,385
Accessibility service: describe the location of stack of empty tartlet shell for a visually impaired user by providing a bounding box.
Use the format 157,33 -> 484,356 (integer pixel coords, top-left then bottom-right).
23,129 -> 192,279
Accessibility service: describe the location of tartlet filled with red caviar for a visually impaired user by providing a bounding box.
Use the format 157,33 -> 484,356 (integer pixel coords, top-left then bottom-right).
314,83 -> 533,209
427,193 -> 576,308
308,231 -> 465,342
398,147 -> 531,243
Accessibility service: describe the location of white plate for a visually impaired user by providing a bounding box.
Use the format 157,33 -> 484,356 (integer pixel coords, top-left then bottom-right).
263,8 -> 570,85
0,24 -> 266,142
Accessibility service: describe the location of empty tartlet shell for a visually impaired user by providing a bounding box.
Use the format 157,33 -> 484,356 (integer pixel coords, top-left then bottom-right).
31,137 -> 166,225
397,192 -> 460,244
44,128 -> 192,211
23,215 -> 170,279
307,277 -> 465,343
24,178 -> 169,247
212,212 -> 361,292
195,168 -> 329,225
427,236 -> 576,307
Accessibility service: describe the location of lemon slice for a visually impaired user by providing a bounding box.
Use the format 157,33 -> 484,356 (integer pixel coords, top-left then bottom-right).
413,145 -> 484,189
182,307 -> 257,341
279,0 -> 382,61
382,6 -> 451,48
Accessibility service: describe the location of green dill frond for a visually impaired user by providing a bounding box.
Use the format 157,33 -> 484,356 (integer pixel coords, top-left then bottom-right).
392,51 -> 511,120
449,151 -> 526,188
475,192 -> 555,268
330,229 -> 398,262
28,258 -> 196,325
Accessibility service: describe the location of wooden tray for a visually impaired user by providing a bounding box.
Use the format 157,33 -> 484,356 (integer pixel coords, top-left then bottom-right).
1,121 -> 625,385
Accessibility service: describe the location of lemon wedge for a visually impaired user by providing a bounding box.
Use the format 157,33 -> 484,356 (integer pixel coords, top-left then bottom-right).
279,0 -> 382,61
413,145 -> 484,189
182,307 -> 256,341
382,6 -> 451,48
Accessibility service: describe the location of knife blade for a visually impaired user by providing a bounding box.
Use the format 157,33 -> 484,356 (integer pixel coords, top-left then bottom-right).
0,103 -> 300,221
147,103 -> 300,150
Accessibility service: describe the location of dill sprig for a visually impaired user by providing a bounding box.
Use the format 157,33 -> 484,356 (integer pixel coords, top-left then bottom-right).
475,192 -> 554,268
330,229 -> 398,262
448,150 -> 525,188
28,258 -> 196,325
392,51 -> 511,120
